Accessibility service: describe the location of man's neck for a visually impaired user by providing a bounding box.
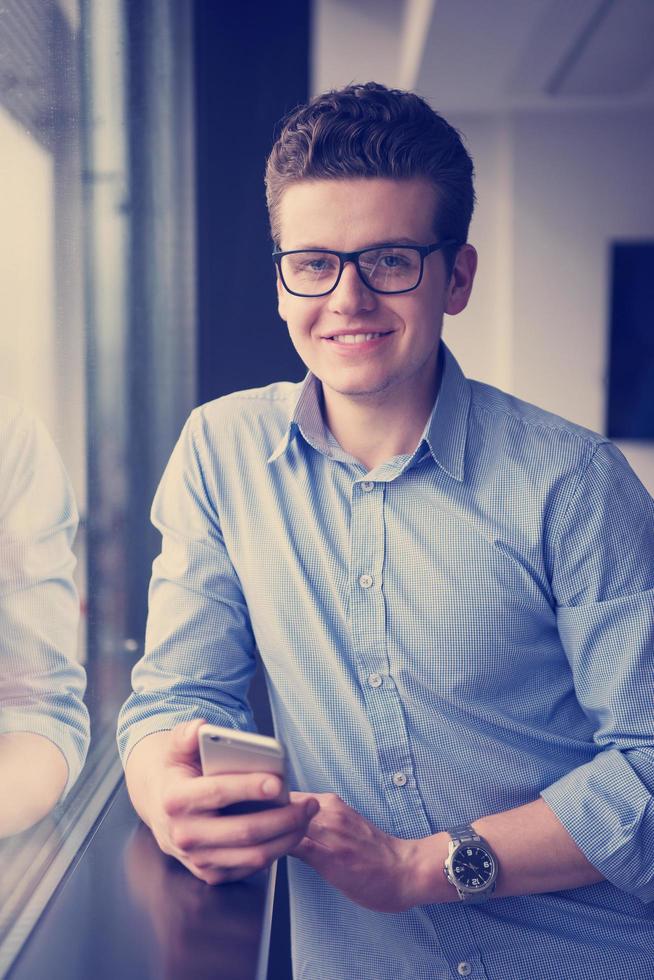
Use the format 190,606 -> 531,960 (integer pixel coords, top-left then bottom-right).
321,360 -> 442,473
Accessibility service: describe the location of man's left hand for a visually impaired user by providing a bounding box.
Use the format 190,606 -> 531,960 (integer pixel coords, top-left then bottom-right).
289,792 -> 421,913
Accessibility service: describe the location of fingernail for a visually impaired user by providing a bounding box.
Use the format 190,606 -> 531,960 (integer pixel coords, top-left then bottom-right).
262,777 -> 281,797
305,799 -> 319,818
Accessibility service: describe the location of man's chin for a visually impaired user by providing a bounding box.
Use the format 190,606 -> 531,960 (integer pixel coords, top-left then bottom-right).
321,376 -> 396,400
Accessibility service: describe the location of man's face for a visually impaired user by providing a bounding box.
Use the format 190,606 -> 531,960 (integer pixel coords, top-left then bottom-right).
276,177 -> 475,407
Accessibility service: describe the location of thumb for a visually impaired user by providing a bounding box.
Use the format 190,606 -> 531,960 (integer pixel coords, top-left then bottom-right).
165,718 -> 206,768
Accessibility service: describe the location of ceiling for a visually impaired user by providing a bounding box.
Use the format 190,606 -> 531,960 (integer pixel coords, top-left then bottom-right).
313,0 -> 654,112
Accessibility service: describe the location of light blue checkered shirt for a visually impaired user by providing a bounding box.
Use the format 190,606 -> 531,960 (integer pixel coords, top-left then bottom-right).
0,398 -> 89,795
118,344 -> 654,979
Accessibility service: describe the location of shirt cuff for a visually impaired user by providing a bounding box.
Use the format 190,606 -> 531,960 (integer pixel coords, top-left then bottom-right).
540,747 -> 654,903
117,701 -> 256,768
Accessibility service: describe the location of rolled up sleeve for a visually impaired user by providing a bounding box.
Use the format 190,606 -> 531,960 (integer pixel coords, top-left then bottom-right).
541,443 -> 654,902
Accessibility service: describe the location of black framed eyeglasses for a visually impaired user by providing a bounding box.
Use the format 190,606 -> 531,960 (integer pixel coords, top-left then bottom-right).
272,240 -> 460,297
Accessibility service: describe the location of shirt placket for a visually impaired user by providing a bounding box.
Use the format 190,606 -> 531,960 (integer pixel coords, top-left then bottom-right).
348,475 -> 433,840
348,472 -> 489,980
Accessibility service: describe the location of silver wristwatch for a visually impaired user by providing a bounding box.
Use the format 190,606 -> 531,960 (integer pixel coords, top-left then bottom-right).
443,825 -> 498,903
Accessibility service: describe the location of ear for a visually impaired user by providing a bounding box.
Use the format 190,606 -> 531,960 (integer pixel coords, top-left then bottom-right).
276,270 -> 288,322
445,244 -> 477,316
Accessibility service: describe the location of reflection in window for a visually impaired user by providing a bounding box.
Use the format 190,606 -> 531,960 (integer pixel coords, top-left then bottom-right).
0,399 -> 89,839
0,0 -> 87,631
0,0 -> 195,971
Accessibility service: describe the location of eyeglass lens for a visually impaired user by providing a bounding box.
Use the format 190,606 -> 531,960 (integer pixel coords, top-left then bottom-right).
280,247 -> 422,295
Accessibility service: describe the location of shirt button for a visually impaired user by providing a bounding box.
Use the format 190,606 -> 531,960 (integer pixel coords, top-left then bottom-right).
359,574 -> 373,589
457,963 -> 472,976
361,481 -> 375,492
368,672 -> 382,688
392,771 -> 407,787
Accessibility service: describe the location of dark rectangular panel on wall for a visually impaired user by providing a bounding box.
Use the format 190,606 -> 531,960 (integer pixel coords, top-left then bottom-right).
194,1 -> 310,404
607,242 -> 654,439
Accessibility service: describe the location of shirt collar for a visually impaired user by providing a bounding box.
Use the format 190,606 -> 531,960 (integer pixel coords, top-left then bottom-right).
421,342 -> 470,481
268,373 -> 333,462
268,342 -> 470,481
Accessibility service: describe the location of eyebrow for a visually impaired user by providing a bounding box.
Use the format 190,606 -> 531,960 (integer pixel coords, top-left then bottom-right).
289,237 -> 423,250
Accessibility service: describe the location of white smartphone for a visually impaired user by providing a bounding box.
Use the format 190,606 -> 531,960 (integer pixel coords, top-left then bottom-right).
198,723 -> 289,814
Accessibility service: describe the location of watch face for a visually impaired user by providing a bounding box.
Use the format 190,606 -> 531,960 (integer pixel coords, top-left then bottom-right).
451,845 -> 496,890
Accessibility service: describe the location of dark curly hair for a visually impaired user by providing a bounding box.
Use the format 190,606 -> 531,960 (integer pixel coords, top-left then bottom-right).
265,82 -> 475,274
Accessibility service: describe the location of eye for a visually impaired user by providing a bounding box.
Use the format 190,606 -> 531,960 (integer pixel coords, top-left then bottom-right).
303,258 -> 332,272
379,253 -> 411,269
359,248 -> 418,279
287,253 -> 339,278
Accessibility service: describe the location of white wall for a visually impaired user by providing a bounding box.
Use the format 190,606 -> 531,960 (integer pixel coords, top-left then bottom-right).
443,107 -> 654,494
312,0 -> 403,94
441,114 -> 514,389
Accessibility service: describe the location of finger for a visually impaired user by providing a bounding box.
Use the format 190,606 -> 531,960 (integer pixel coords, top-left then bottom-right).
189,863 -> 272,886
164,719 -> 207,768
169,799 -> 317,851
190,823 -> 309,878
290,791 -> 340,808
303,821 -> 362,852
289,791 -> 319,804
300,805 -> 366,848
290,835 -> 310,860
162,770 -> 286,817
290,833 -> 330,864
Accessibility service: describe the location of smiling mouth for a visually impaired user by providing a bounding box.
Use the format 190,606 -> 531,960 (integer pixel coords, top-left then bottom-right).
326,331 -> 392,345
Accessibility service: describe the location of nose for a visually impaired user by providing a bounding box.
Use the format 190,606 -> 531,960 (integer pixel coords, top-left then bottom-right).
327,259 -> 376,315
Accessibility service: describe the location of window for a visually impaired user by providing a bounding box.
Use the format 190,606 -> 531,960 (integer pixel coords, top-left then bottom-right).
0,1 -> 195,971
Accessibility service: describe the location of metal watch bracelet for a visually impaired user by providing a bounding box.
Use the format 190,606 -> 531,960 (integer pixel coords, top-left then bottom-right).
444,825 -> 498,903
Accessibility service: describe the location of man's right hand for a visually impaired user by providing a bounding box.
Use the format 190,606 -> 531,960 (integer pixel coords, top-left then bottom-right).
124,719 -> 318,885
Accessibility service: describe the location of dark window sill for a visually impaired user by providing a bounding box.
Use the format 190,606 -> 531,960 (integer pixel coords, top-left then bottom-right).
7,781 -> 274,980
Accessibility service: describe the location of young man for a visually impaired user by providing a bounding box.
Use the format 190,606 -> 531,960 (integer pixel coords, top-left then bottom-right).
118,84 -> 654,979
0,398 -> 89,836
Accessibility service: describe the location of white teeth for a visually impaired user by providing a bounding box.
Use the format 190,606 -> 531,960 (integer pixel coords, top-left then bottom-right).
331,332 -> 384,344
